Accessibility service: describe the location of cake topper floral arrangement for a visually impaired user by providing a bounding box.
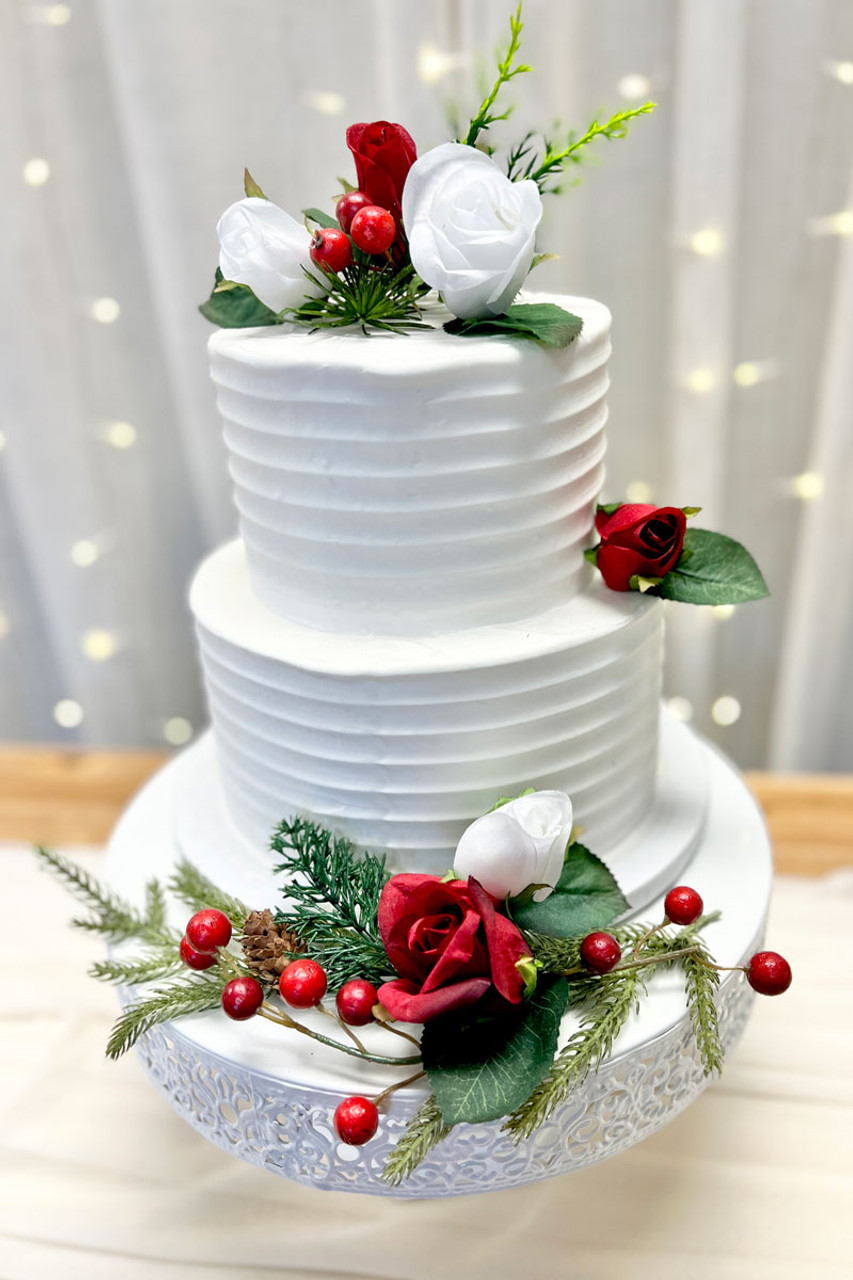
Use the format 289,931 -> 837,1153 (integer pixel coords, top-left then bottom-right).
200,4 -> 653,345
38,790 -> 791,1184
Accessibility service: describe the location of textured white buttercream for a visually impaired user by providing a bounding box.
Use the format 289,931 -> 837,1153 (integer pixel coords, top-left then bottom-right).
191,541 -> 662,870
208,293 -> 611,635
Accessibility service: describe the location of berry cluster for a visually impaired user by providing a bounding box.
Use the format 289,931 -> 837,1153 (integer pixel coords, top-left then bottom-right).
577,884 -> 792,996
309,190 -> 398,275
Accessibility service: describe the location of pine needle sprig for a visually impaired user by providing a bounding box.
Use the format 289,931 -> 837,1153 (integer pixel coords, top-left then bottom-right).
272,818 -> 389,942
36,846 -> 178,946
463,4 -> 530,149
381,1095 -> 453,1185
284,262 -> 428,335
503,970 -> 642,1141
275,916 -> 391,991
520,103 -> 655,193
105,978 -> 223,1059
168,858 -> 250,928
527,922 -> 652,974
682,943 -> 724,1076
90,949 -> 185,987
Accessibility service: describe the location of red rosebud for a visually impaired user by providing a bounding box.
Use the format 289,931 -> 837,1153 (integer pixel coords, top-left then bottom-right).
376,873 -> 531,1024
346,121 -> 417,232
594,503 -> 687,591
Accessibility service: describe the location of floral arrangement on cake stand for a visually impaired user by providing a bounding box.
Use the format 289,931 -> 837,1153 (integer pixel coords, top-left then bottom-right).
37,784 -> 790,1192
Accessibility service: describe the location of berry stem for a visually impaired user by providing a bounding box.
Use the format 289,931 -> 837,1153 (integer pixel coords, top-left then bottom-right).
374,1070 -> 427,1109
379,1022 -> 422,1049
318,1001 -> 367,1054
257,1002 -> 421,1067
631,917 -> 666,959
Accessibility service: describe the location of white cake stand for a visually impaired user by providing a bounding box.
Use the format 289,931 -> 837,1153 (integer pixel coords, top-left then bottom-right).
103,720 -> 770,1198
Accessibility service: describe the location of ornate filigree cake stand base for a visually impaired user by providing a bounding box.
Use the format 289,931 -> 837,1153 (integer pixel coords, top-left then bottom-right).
104,722 -> 770,1198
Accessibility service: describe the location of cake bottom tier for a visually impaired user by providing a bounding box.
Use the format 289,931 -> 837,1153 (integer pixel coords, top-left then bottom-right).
192,540 -> 666,872
103,726 -> 770,1198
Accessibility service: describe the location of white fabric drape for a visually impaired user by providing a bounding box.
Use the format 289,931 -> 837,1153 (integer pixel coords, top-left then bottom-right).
2,0 -> 853,767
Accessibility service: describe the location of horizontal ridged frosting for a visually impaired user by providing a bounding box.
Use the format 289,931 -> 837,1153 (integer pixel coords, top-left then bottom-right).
191,541 -> 663,870
208,293 -> 611,635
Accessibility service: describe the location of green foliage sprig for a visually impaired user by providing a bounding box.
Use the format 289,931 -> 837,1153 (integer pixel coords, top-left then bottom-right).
515,104 -> 656,194
35,847 -> 179,947
503,969 -> 643,1141
284,262 -> 429,335
105,976 -> 225,1059
382,1096 -> 452,1186
462,4 -> 530,150
168,858 -> 249,928
271,818 -> 393,989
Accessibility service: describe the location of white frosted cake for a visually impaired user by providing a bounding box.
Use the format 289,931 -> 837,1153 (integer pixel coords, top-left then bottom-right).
193,296 -> 668,874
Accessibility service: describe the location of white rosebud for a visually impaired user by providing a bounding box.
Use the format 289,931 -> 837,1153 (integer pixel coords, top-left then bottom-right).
401,142 -> 543,319
216,197 -> 323,313
453,808 -> 539,900
500,791 -> 573,901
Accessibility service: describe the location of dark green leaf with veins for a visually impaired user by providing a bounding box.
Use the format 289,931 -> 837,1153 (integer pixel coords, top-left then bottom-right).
511,843 -> 628,937
199,269 -> 279,328
444,304 -> 583,348
422,977 -> 569,1125
658,528 -> 769,605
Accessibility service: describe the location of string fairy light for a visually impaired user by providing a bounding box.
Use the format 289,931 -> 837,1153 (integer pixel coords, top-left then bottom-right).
0,612 -> 10,640
163,717 -> 193,746
808,210 -> 853,237
625,480 -> 654,504
711,695 -> 741,727
70,538 -> 100,567
712,604 -> 736,621
90,297 -> 120,324
417,44 -> 468,85
81,629 -> 118,661
789,471 -> 824,501
53,699 -> 84,729
684,369 -> 715,394
105,421 -> 136,449
688,227 -> 724,257
302,90 -> 346,116
666,697 -> 694,723
618,74 -> 651,101
23,158 -> 51,186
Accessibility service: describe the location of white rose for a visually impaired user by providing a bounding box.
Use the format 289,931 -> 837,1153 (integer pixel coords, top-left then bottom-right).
217,197 -> 323,313
452,790 -> 572,902
500,791 -> 573,899
401,142 -> 543,319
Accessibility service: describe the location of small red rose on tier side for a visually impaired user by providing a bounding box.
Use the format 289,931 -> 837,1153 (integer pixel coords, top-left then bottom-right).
377,873 -> 531,1024
346,121 -> 417,229
594,503 -> 687,591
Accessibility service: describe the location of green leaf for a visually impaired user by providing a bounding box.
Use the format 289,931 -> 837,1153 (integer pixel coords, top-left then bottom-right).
423,978 -> 569,1124
629,573 -> 664,593
243,168 -> 268,199
302,206 -> 339,230
658,527 -> 769,606
530,252 -> 559,271
682,506 -> 702,518
511,843 -> 628,938
199,270 -> 279,328
583,545 -> 599,566
444,303 -> 583,349
597,501 -> 622,515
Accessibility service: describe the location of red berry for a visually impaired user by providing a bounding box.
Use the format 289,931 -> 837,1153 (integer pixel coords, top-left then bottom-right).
336,979 -> 379,1026
221,976 -> 265,1021
279,958 -> 328,1008
747,951 -> 792,996
580,932 -> 622,974
336,189 -> 372,234
310,227 -> 353,273
664,886 -> 704,926
179,935 -> 217,970
350,205 -> 396,255
334,1095 -> 379,1145
186,908 -> 232,954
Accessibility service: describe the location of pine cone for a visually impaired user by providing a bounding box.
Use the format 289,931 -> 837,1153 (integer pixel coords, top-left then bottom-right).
241,909 -> 302,985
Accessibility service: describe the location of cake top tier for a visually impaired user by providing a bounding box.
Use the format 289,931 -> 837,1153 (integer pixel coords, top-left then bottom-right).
209,293 -> 611,637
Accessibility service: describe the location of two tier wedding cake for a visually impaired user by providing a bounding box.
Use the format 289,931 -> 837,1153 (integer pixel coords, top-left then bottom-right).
41,7 -> 791,1197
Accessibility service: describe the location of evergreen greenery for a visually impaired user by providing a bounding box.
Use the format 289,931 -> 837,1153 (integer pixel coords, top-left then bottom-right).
90,949 -> 185,987
168,858 -> 250,927
284,262 -> 429,335
35,847 -> 179,946
105,978 -> 224,1059
271,817 -> 394,989
503,970 -> 643,1141
381,1096 -> 453,1185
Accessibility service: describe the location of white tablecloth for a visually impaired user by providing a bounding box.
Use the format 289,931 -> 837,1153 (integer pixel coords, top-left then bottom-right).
2,843 -> 851,1280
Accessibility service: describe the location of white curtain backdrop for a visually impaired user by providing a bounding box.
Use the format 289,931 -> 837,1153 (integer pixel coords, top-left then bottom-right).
2,0 -> 853,769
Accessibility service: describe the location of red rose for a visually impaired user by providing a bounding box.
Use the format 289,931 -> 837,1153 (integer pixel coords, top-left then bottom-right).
346,121 -> 417,228
594,503 -> 687,591
376,873 -> 531,1024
